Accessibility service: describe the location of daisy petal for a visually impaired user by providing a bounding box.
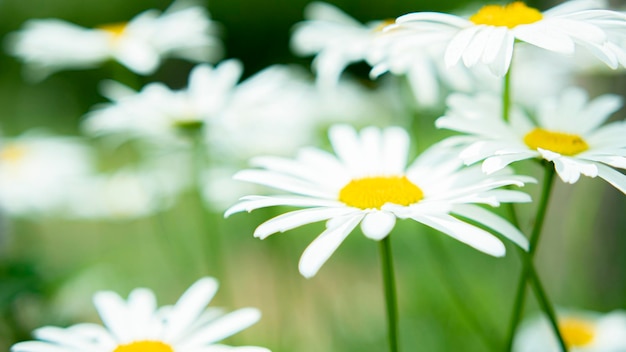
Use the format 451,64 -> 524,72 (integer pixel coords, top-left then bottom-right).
416,213 -> 506,257
254,207 -> 356,239
164,277 -> 219,341
178,308 -> 261,347
452,204 -> 529,250
596,163 -> 626,194
298,214 -> 363,278
361,211 -> 396,240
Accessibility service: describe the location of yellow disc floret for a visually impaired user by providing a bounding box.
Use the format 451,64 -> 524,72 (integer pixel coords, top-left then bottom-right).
0,144 -> 26,164
559,317 -> 596,348
339,175 -> 423,210
113,340 -> 175,352
470,2 -> 543,29
97,22 -> 128,38
523,128 -> 589,156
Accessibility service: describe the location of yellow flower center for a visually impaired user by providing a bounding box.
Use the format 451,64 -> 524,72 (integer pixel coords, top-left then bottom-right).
338,176 -> 423,210
559,318 -> 595,348
470,2 -> 543,28
97,22 -> 128,38
523,128 -> 589,156
0,144 -> 26,164
113,341 -> 175,352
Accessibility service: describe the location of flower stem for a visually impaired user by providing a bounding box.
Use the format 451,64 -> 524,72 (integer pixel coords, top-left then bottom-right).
504,163 -> 568,351
379,236 -> 399,352
502,67 -> 512,122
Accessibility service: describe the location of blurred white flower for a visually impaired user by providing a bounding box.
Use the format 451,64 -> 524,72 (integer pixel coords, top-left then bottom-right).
11,277 -> 270,352
84,59 -> 243,144
226,125 -> 533,278
0,132 -> 95,217
514,309 -> 626,351
6,0 -> 222,79
290,2 -> 390,89
437,87 -> 626,191
68,161 -> 188,220
390,0 -> 626,76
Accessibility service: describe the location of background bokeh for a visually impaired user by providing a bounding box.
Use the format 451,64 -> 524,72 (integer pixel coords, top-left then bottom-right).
0,0 -> 625,351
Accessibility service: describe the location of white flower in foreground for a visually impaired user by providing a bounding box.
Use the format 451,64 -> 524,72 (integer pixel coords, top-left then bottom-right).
226,125 -> 533,278
390,0 -> 626,76
437,87 -> 626,192
290,1 -> 390,88
0,133 -> 94,217
84,59 -> 243,143
11,277 -> 270,352
6,0 -> 222,79
514,309 -> 626,351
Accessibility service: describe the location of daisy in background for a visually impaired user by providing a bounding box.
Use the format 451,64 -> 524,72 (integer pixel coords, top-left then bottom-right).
84,59 -> 244,144
6,0 -> 222,80
226,124 -> 533,278
290,1 -> 389,89
11,277 -> 270,352
290,2 -> 474,107
389,0 -> 626,76
436,87 -> 626,192
514,309 -> 626,351
0,132 -> 95,217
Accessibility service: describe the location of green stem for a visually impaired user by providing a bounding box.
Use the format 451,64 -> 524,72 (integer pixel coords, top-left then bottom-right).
190,132 -> 224,280
505,163 -> 567,351
379,236 -> 399,352
502,68 -> 512,123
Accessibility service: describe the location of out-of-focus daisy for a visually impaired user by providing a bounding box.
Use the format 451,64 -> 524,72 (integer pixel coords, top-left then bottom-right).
6,0 -> 222,79
84,59 -> 243,143
0,132 -> 94,217
514,309 -> 626,351
226,124 -> 533,278
368,18 -> 479,107
11,277 -> 270,352
437,87 -> 626,192
390,0 -> 626,76
290,2 -> 390,89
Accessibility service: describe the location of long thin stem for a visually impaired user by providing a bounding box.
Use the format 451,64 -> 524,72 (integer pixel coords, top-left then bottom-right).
502,66 -> 512,122
379,236 -> 399,352
505,163 -> 568,351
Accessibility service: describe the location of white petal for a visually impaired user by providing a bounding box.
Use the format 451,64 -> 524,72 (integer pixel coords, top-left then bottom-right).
415,213 -> 506,256
482,152 -> 536,174
462,26 -> 492,67
178,308 -> 261,347
452,204 -> 529,250
596,163 -> 626,194
360,211 -> 396,240
445,26 -> 481,68
93,291 -> 134,341
298,214 -> 363,278
164,277 -> 219,340
513,22 -> 576,54
225,195 -> 343,217
254,207 -> 356,239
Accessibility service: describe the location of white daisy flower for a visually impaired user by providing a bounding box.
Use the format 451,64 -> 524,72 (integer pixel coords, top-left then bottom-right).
368,19 -> 480,107
6,0 -> 222,79
11,277 -> 270,352
290,1 -> 391,88
0,132 -> 95,217
436,87 -> 626,192
514,309 -> 626,351
83,59 -> 243,143
391,0 -> 626,76
225,124 -> 533,278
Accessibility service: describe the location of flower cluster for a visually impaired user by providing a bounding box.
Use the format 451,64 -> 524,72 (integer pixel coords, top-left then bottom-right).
3,0 -> 626,351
